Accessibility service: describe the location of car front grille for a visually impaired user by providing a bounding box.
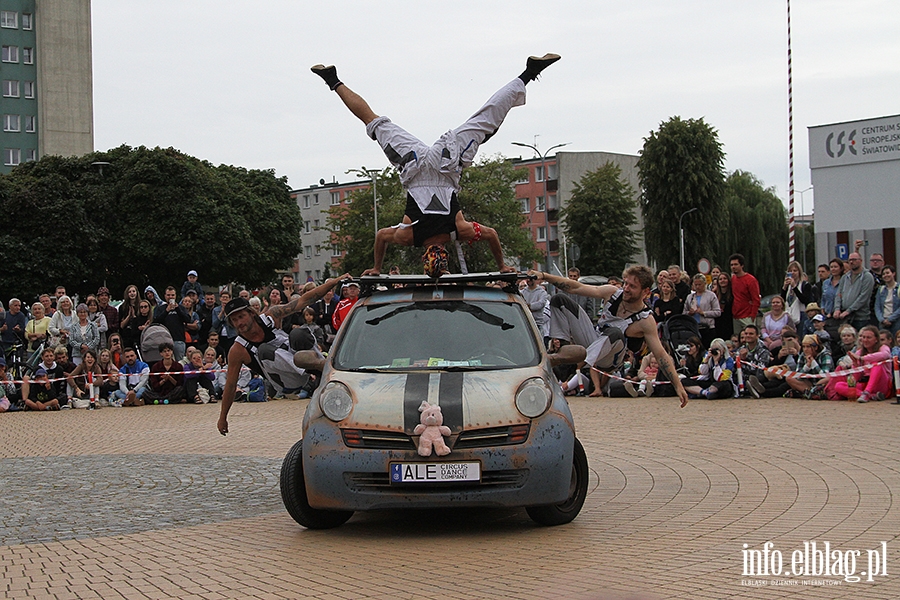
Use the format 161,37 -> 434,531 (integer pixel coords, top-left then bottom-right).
341,424 -> 530,450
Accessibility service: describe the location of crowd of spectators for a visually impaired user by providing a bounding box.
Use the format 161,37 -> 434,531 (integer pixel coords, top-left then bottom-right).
551,249 -> 898,403
0,270 -> 354,413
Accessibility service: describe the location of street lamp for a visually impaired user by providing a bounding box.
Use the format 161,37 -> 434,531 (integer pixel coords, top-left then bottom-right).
678,207 -> 698,272
512,141 -> 570,275
361,167 -> 379,236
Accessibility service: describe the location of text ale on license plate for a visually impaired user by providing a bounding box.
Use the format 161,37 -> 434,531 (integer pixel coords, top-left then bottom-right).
390,461 -> 481,483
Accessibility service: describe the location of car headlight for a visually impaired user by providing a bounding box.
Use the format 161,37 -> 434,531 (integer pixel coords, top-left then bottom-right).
319,381 -> 353,422
515,378 -> 551,418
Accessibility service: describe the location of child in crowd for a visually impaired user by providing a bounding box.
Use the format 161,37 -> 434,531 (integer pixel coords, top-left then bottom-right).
625,354 -> 659,397
184,348 -> 215,404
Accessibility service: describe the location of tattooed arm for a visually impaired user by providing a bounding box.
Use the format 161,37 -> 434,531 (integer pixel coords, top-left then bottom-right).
641,318 -> 689,408
267,275 -> 350,321
527,270 -> 612,300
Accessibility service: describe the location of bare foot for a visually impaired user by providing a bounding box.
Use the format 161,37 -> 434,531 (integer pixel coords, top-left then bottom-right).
361,268 -> 381,276
499,265 -> 516,273
588,390 -> 604,398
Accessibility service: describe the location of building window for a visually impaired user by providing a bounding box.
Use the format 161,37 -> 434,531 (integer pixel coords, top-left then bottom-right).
0,11 -> 17,29
305,271 -> 312,281
536,226 -> 547,242
24,115 -> 35,133
24,148 -> 35,162
548,164 -> 558,180
4,114 -> 20,132
4,148 -> 21,166
514,169 -> 529,184
304,221 -> 311,234
315,270 -> 321,281
22,48 -> 33,64
332,245 -> 342,257
313,193 -> 319,205
313,219 -> 319,230
304,246 -> 312,259
536,196 -> 545,212
23,81 -> 34,98
314,245 -> 321,256
302,195 -> 310,208
519,198 -> 529,214
22,13 -> 32,30
331,191 -> 340,205
535,166 -> 545,182
2,46 -> 19,63
2,80 -> 19,97
547,194 -> 558,211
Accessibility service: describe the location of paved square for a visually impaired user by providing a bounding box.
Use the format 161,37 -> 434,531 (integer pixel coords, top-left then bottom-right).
2,396 -> 898,599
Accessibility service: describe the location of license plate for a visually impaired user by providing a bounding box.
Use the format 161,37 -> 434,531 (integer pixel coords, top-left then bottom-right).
390,461 -> 481,483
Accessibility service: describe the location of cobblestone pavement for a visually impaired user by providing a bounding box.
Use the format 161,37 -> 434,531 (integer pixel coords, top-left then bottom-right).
1,396 -> 899,599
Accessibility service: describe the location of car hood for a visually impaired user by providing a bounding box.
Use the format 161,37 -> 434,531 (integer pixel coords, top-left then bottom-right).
327,368 -> 543,433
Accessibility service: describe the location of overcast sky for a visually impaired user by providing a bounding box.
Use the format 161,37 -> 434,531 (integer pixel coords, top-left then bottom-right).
91,0 -> 900,214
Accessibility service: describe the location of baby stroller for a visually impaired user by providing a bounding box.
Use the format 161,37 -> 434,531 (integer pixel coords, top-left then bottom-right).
661,314 -> 701,374
139,324 -> 174,364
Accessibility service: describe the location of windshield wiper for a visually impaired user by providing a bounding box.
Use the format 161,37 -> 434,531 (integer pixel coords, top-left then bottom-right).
365,301 -> 514,329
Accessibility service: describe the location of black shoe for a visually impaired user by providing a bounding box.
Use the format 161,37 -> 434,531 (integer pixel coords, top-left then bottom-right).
311,64 -> 342,90
521,53 -> 561,82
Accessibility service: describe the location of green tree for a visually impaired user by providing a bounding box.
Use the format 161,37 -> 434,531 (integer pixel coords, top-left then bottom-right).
558,162 -> 639,276
327,157 -> 541,275
713,170 -> 789,295
0,145 -> 302,300
637,116 -> 726,270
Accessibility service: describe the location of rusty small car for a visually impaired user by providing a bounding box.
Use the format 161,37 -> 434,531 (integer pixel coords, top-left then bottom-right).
280,272 -> 588,529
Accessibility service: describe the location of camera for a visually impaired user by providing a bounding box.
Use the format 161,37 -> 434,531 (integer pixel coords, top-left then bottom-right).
710,348 -> 720,356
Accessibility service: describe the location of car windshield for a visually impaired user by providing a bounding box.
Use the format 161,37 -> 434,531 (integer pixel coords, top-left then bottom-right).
333,300 -> 541,371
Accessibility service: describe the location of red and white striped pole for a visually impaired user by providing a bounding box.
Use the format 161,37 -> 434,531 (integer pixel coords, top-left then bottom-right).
787,0 -> 796,262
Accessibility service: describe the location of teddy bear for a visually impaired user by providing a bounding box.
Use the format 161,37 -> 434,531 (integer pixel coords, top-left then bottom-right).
413,400 -> 452,457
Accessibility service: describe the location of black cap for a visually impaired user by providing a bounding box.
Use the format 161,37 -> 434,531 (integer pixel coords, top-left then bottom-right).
223,297 -> 252,320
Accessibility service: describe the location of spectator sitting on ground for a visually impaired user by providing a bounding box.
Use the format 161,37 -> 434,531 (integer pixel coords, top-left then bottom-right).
54,346 -> 76,376
892,330 -> 900,361
114,347 -> 150,407
683,337 -> 735,399
625,353 -> 659,397
737,324 -> 771,381
184,348 -> 215,404
0,356 -> 22,408
67,349 -> 103,407
679,336 -> 705,377
24,302 -> 51,353
833,324 -> 858,365
761,295 -> 791,353
144,342 -> 186,405
832,325 -> 892,403
97,348 -> 120,403
24,368 -> 62,411
21,346 -> 66,407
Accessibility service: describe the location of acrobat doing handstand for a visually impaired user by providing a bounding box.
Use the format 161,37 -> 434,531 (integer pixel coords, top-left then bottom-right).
311,54 -> 560,277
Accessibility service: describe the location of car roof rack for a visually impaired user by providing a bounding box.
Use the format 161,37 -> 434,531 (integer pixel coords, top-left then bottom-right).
353,271 -> 531,296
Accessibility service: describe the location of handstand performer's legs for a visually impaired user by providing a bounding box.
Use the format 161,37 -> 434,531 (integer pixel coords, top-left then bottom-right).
312,64 -> 378,124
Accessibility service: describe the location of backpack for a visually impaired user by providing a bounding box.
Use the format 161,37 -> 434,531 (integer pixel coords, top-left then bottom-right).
247,376 -> 267,402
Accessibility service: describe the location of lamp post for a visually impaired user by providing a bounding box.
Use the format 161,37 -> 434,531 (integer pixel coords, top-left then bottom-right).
678,207 -> 698,272
361,167 -> 379,236
512,141 -> 569,275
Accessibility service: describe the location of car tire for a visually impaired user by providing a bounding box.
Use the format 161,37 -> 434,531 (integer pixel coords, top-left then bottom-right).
280,439 -> 353,529
525,438 -> 588,526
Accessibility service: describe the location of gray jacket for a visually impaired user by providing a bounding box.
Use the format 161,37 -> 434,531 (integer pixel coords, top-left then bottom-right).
835,269 -> 875,320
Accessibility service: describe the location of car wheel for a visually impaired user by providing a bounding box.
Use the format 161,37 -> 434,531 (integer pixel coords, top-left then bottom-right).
526,438 -> 588,526
280,439 -> 353,529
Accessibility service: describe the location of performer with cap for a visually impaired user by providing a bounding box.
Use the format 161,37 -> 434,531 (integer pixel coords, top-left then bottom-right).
217,275 -> 350,435
312,54 -> 560,277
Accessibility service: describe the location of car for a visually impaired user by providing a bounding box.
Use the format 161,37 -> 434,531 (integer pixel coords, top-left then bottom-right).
280,272 -> 588,529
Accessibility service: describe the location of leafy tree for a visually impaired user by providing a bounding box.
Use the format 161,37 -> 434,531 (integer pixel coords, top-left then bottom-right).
0,145 -> 302,300
558,162 -> 639,275
712,170 -> 789,295
327,157 -> 541,275
637,116 -> 726,270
